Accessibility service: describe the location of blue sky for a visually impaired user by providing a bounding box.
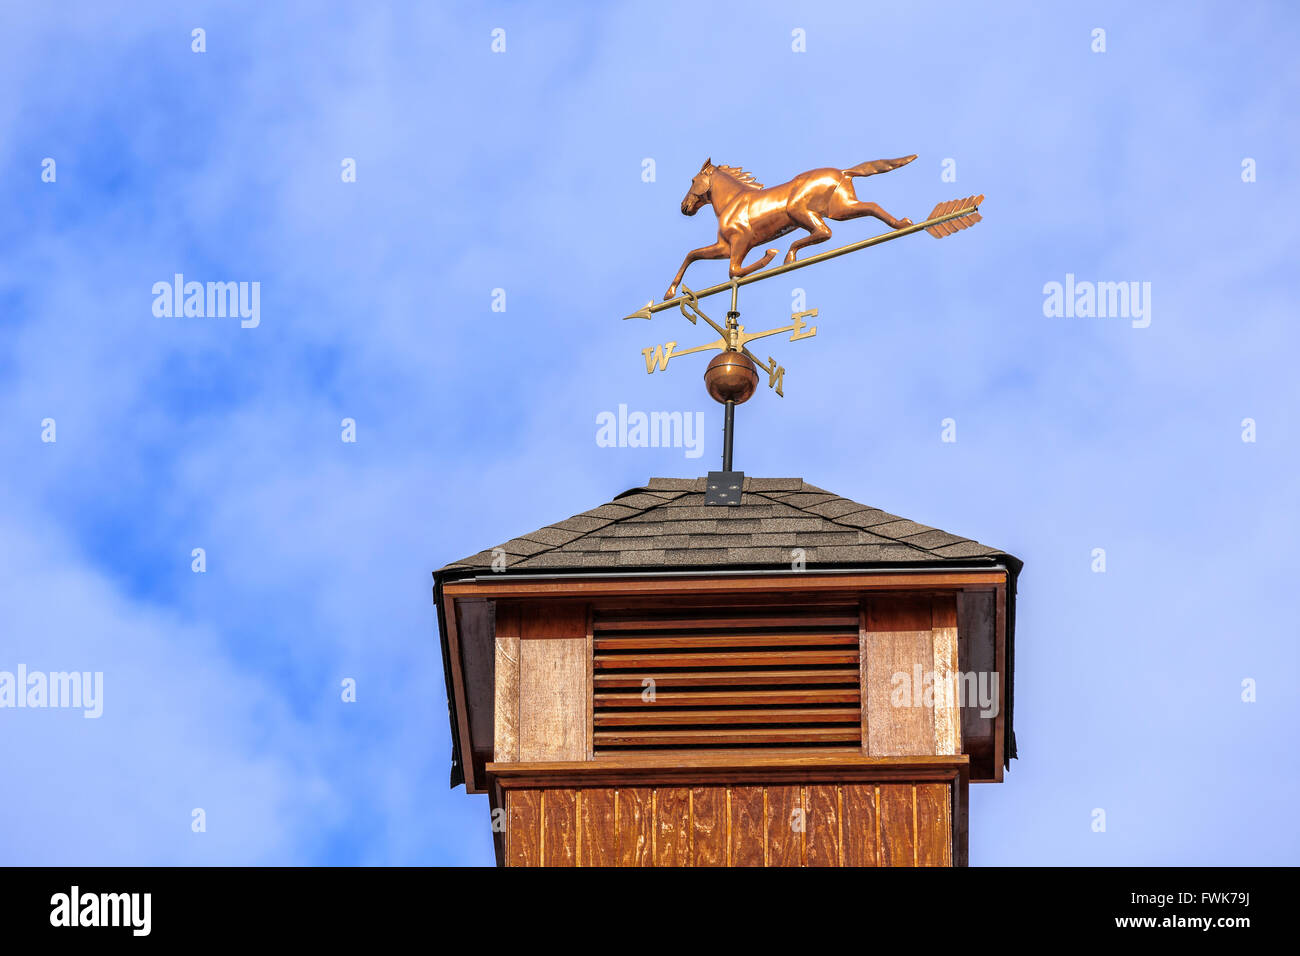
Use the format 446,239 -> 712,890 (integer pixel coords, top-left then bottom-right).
1,1 -> 1296,865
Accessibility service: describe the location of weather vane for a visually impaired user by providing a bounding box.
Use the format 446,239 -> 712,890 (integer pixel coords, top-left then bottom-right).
623,154 -> 983,502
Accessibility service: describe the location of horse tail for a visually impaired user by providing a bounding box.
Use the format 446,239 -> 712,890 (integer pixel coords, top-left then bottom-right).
844,154 -> 917,178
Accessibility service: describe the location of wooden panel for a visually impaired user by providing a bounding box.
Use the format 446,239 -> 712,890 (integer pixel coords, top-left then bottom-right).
932,595 -> 960,756
458,600 -> 497,781
842,784 -> 879,866
616,787 -> 654,866
505,789 -> 541,867
804,784 -> 842,867
493,604 -> 520,762
691,787 -> 727,867
730,787 -> 765,867
864,595 -> 936,756
878,784 -> 916,867
578,788 -> 617,866
914,783 -> 952,866
519,637 -> 587,760
655,788 -> 691,867
541,789 -> 577,867
766,786 -> 803,867
501,779 -> 954,867
957,589 -> 996,778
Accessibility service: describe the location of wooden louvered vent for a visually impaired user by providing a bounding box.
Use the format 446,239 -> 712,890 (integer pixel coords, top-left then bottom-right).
593,604 -> 862,752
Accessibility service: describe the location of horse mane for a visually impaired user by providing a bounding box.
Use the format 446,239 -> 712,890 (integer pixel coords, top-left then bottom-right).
712,164 -> 764,190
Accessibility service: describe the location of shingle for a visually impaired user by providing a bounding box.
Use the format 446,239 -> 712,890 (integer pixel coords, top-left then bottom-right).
499,537 -> 551,556
899,530 -> 969,550
775,492 -> 838,508
758,517 -> 831,532
834,509 -> 899,529
810,544 -> 926,562
650,519 -> 720,534
597,534 -> 692,551
522,527 -> 584,547
663,548 -> 730,564
804,499 -> 871,519
675,533 -> 757,548
549,515 -> 612,534
725,547 -> 805,564
749,532 -> 798,546
933,541 -> 998,558
744,478 -> 803,492
617,549 -> 666,565
869,519 -> 935,539
789,531 -> 863,546
646,477 -> 705,491
613,492 -> 674,510
579,504 -> 641,520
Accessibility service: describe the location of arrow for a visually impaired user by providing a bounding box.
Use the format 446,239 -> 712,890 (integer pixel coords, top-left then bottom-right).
624,195 -> 984,320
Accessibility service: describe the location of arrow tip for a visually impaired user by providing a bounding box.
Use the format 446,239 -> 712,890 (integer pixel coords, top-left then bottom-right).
623,301 -> 653,321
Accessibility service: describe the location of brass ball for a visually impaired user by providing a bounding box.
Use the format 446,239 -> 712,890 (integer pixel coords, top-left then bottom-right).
704,351 -> 759,404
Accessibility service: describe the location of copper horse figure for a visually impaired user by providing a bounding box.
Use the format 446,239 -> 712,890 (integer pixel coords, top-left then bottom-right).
665,156 -> 918,300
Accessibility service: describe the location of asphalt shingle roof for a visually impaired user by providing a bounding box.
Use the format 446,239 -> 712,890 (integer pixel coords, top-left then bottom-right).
440,477 -> 1010,575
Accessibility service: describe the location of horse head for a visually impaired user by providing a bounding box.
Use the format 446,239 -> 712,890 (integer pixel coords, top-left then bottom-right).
680,158 -> 714,216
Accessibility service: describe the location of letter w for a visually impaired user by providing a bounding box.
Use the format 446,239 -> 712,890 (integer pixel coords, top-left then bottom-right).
642,342 -> 676,373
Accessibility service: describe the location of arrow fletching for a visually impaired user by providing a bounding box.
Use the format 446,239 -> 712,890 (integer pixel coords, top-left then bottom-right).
924,194 -> 984,237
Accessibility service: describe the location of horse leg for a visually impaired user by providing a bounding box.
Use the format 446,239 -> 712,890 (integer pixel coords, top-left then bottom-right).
827,184 -> 913,229
665,239 -> 728,300
783,211 -> 832,264
728,242 -> 780,280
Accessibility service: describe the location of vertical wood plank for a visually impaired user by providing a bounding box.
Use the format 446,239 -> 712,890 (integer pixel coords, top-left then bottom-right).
858,604 -> 869,752
655,787 -> 692,867
691,787 -> 727,867
805,784 -> 842,867
932,594 -> 960,756
585,607 -> 594,759
878,783 -> 917,867
541,788 -> 577,867
729,787 -> 765,867
493,604 -> 520,762
505,789 -> 541,867
518,636 -> 586,760
766,785 -> 802,867
865,595 -> 936,756
616,787 -> 654,866
915,783 -> 952,866
842,784 -> 879,866
516,602 -> 590,762
578,788 -> 618,866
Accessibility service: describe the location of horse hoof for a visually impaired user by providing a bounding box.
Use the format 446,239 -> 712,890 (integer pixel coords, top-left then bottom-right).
663,288 -> 676,301
896,218 -> 913,228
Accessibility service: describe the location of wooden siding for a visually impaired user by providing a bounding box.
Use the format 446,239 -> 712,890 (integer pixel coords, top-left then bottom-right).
504,782 -> 952,867
861,594 -> 962,757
